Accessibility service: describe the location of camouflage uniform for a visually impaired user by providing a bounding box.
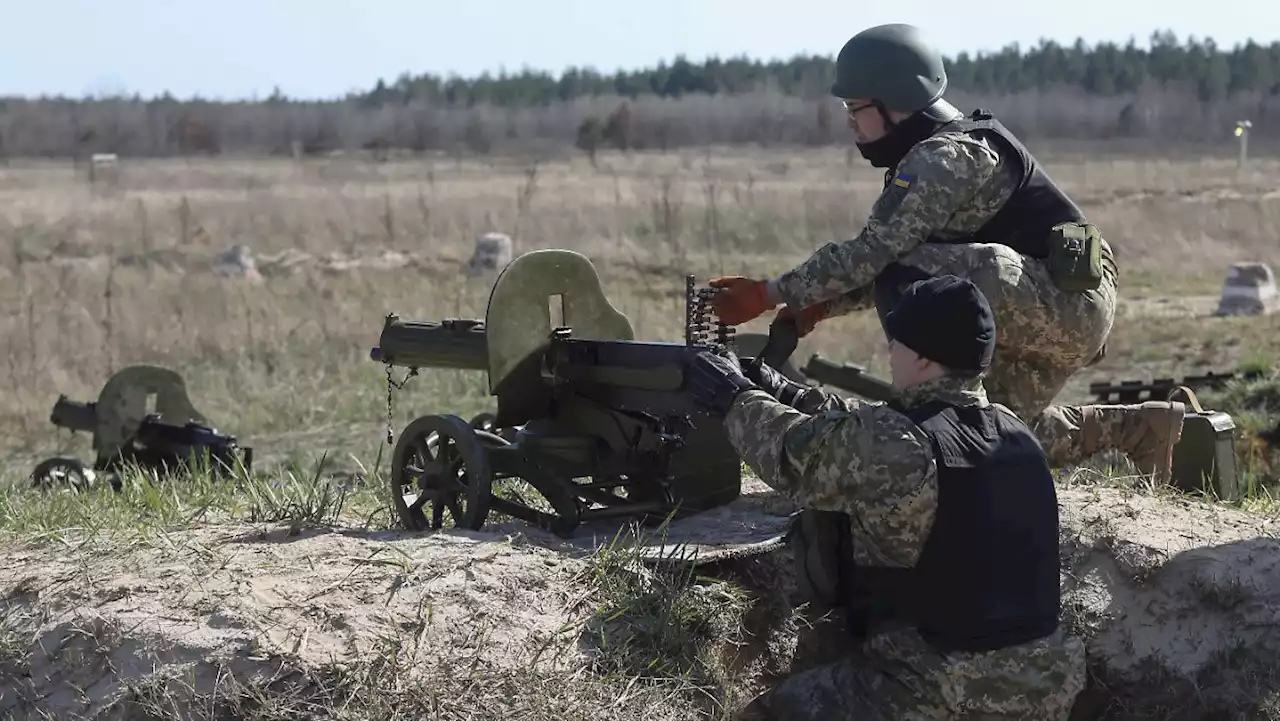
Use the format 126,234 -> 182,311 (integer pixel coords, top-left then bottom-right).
770,129 -> 1182,475
722,375 -> 1087,720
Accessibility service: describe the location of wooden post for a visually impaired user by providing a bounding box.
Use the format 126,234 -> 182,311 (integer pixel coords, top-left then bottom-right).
1235,120 -> 1252,170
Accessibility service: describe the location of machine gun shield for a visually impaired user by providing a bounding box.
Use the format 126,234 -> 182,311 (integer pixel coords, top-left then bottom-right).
484,249 -> 634,400
95,365 -> 207,461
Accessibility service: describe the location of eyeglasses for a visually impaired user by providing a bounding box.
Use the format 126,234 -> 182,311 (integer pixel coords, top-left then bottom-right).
841,100 -> 876,114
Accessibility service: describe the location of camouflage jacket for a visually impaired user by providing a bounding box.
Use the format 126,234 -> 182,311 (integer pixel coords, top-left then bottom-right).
723,375 -> 1087,716
724,374 -> 981,567
771,130 -> 1019,317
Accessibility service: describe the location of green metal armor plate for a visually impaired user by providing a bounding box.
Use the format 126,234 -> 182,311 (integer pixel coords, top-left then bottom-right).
484,249 -> 634,396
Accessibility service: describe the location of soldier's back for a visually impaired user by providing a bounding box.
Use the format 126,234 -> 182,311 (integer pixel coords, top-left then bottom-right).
904,130 -> 1022,243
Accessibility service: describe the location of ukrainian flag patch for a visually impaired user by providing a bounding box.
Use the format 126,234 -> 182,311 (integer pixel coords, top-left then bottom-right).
892,173 -> 913,189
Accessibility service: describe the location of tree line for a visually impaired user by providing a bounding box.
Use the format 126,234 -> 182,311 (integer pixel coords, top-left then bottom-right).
360,31 -> 1280,107
1,30 -> 1277,160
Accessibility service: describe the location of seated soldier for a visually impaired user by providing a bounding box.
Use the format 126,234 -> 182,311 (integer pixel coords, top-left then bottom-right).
688,275 -> 1086,721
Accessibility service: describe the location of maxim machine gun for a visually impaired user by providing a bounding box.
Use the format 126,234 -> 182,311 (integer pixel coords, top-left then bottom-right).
30,365 -> 252,491
370,249 -> 770,539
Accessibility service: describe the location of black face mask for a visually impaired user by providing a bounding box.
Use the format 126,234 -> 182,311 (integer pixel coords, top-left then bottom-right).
856,110 -> 942,169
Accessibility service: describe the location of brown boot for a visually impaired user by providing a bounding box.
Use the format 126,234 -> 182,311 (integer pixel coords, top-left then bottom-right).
1082,401 -> 1186,484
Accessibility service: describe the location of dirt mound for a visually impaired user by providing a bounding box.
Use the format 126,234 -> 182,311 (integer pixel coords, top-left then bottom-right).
2,481 -> 1278,720
1059,483 -> 1280,719
0,524 -> 726,720
0,479 -> 796,721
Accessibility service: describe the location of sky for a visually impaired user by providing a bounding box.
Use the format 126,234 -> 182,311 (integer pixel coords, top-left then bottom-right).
2,0 -> 1278,101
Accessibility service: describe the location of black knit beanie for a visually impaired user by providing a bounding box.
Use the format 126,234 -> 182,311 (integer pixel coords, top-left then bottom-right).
883,275 -> 996,372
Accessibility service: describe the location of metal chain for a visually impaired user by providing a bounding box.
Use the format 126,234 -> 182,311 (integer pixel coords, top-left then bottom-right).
384,365 -> 419,445
385,366 -> 394,445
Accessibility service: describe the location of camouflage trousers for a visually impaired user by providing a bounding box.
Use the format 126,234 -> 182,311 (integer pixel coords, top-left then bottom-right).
733,615 -> 1087,721
855,238 -> 1129,467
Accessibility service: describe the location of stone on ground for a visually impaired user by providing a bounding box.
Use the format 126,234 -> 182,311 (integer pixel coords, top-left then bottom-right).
1215,261 -> 1279,316
466,232 -> 514,275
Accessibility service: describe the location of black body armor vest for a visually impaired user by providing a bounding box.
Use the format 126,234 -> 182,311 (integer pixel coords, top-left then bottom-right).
925,109 -> 1088,258
872,108 -> 1090,333
794,399 -> 1062,653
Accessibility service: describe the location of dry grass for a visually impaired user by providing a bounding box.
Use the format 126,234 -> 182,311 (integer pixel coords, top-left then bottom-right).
4,144 -> 1280,719
3,147 -> 1280,468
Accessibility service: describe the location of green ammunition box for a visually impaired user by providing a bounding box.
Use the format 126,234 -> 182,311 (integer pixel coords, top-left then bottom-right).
1168,386 -> 1239,501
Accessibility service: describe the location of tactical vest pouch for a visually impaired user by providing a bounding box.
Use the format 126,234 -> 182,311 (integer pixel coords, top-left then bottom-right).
1046,222 -> 1103,292
789,509 -> 853,611
1167,385 -> 1240,501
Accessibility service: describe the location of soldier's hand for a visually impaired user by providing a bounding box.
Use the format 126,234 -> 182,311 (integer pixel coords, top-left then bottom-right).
709,276 -> 774,325
689,349 -> 759,416
742,357 -> 812,407
742,357 -> 788,395
776,303 -> 827,338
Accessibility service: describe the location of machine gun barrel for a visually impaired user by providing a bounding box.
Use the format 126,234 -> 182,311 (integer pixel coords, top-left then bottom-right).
799,354 -> 897,403
50,395 -> 97,433
369,314 -> 489,370
1088,369 -> 1264,404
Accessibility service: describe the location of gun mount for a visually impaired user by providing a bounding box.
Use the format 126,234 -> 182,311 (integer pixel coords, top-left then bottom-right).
370,249 -> 761,538
31,365 -> 252,492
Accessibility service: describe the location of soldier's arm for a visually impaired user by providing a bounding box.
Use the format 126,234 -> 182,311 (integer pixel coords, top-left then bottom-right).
723,389 -> 935,516
814,285 -> 877,320
769,135 -> 1000,311
786,384 -> 854,415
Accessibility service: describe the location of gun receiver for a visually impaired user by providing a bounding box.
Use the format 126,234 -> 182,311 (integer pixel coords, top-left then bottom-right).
799,354 -> 897,403
123,414 -> 251,478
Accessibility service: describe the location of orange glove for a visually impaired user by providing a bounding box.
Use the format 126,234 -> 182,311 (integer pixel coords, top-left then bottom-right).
709,276 -> 774,325
776,304 -> 827,338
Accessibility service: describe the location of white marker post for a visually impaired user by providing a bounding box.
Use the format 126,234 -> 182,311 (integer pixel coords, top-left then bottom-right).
1235,120 -> 1252,170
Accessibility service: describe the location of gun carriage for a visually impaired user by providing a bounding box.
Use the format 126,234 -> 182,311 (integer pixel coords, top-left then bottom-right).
371,249 -> 762,538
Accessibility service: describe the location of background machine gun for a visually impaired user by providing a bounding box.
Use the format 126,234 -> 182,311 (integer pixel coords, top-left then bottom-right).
370,249 -> 761,539
1088,370 -> 1265,404
30,365 -> 252,491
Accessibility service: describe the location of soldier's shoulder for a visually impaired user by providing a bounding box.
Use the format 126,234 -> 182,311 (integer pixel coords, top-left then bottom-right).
848,402 -> 936,458
790,403 -> 937,499
788,401 -> 933,460
900,130 -> 1003,181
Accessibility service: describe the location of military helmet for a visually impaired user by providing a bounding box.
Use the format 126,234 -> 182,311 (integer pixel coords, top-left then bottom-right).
831,24 -> 957,121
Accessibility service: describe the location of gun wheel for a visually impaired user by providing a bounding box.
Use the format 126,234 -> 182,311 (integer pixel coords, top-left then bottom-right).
391,414 -> 493,532
30,457 -> 95,491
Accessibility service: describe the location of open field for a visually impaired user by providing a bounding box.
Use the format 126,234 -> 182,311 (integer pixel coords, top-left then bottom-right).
4,144 -> 1280,719
3,145 -> 1280,470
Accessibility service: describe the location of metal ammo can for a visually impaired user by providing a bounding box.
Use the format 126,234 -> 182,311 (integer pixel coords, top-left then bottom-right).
1168,385 -> 1240,501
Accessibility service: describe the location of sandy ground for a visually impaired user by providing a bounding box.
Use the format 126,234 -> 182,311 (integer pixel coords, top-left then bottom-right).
1,521 -> 603,717
3,474 -> 1279,719
0,477 -> 793,719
